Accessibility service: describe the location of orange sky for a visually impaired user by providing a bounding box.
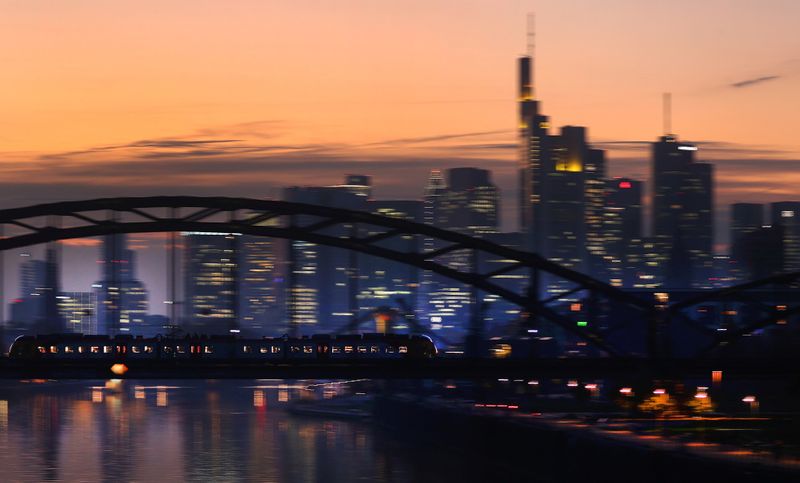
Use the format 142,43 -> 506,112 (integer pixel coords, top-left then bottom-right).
1,0 -> 799,300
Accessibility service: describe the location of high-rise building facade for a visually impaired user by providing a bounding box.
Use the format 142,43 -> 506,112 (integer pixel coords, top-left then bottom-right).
730,203 -> 764,281
95,234 -> 148,334
651,135 -> 714,288
239,235 -> 283,335
358,200 -> 423,332
603,178 -> 643,287
770,201 -> 800,272
283,184 -> 367,333
424,167 -> 501,339
183,232 -> 239,334
518,55 -> 552,254
58,292 -> 98,334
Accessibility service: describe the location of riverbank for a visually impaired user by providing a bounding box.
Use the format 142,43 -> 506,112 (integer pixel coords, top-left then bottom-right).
373,394 -> 800,483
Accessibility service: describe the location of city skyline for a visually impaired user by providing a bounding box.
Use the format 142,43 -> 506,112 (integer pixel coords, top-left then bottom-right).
0,0 -> 799,318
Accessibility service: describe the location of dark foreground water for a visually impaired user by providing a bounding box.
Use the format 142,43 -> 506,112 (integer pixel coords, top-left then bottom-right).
0,379 -> 477,483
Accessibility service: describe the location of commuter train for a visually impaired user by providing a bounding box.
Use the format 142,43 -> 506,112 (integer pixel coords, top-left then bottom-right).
8,333 -> 437,362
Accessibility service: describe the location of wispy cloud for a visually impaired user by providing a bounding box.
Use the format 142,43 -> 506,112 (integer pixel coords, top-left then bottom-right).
730,75 -> 780,89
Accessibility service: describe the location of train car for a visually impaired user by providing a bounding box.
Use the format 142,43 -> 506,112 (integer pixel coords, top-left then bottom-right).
9,332 -> 437,362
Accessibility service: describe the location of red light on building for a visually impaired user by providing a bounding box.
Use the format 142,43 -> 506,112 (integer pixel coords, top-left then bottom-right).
619,181 -> 632,189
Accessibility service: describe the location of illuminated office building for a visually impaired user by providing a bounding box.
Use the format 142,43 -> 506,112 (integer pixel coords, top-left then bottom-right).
9,259 -> 47,325
283,184 -> 367,332
183,232 -> 239,334
239,235 -> 283,335
603,178 -> 643,287
58,292 -> 97,334
730,203 -> 764,281
651,135 -> 714,288
331,174 -> 372,199
518,54 -> 552,254
770,201 -> 800,272
95,234 -> 149,334
426,168 -> 500,338
542,126 -> 589,281
358,200 -> 423,332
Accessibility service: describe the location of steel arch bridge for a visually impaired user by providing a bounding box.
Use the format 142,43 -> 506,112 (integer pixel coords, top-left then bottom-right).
664,272 -> 800,356
0,196 -> 655,356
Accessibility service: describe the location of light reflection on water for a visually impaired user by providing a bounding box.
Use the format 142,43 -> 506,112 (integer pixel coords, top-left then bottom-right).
0,380 -> 432,483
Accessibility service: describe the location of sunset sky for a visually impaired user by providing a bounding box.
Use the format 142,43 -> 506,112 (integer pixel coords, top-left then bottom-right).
1,0 -> 798,309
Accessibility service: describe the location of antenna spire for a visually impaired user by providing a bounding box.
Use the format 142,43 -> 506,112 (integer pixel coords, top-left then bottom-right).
663,92 -> 672,135
527,13 -> 535,58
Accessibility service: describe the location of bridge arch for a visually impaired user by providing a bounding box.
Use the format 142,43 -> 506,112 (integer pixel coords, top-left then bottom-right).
0,196 -> 655,354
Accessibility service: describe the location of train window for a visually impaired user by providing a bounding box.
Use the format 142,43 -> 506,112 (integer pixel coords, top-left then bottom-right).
271,346 -> 281,354
290,346 -> 301,353
370,346 -> 379,353
386,346 -> 395,354
91,346 -> 100,354
260,347 -> 269,354
344,346 -> 354,353
303,346 -> 313,354
144,346 -> 153,353
242,346 -> 251,353
103,346 -> 113,354
399,346 -> 408,354
331,346 -> 341,354
78,346 -> 85,354
131,346 -> 141,354
176,346 -> 185,354
50,346 -> 59,354
37,346 -> 46,354
163,346 -> 173,354
358,346 -> 367,354
64,346 -> 74,354
204,346 -> 214,354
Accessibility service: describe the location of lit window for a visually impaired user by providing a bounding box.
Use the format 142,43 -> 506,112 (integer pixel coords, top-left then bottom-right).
370,346 -> 379,353
260,347 -> 269,354
386,346 -> 395,354
303,346 -> 314,354
271,346 -> 281,354
131,346 -> 141,354
50,346 -> 58,354
332,346 -> 341,354
103,346 -> 112,354
64,346 -> 74,354
242,346 -> 251,353
358,346 -> 367,354
91,346 -> 100,354
344,346 -> 354,353
291,346 -> 301,353
78,346 -> 85,354
399,346 -> 408,354
204,346 -> 213,354
176,346 -> 185,354
163,346 -> 173,354
37,346 -> 47,354
144,346 -> 153,353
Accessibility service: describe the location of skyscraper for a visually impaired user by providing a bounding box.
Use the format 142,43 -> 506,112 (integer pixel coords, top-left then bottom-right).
518,54 -> 552,254
95,234 -> 148,334
426,168 -> 500,338
542,126 -> 589,279
183,232 -> 239,334
603,178 -> 643,287
651,135 -> 714,288
283,184 -> 367,333
730,203 -> 764,281
358,200 -> 423,332
770,201 -> 800,272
